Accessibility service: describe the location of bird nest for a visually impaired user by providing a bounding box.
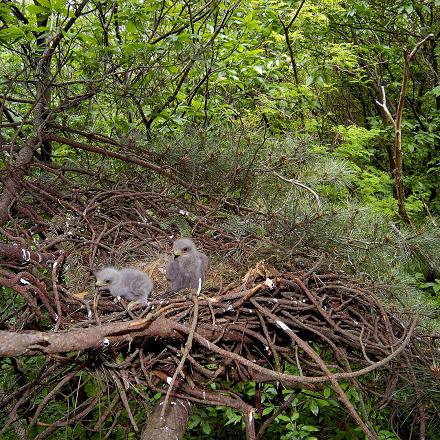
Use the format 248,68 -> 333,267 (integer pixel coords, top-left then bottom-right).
0,181 -> 432,439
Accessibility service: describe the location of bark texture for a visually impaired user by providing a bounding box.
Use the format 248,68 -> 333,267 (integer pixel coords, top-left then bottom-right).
141,397 -> 192,440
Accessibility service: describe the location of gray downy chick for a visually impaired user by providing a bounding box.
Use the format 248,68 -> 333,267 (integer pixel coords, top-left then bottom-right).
95,267 -> 153,303
166,238 -> 208,292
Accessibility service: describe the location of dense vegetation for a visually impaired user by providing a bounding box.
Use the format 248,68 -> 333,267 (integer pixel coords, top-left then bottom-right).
0,0 -> 439,439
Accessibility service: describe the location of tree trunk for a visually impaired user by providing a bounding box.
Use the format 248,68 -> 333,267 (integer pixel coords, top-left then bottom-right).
0,137 -> 41,226
141,397 -> 192,440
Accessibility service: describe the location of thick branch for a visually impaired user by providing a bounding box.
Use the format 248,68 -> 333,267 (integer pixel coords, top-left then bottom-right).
141,397 -> 192,440
44,134 -> 191,189
0,243 -> 60,265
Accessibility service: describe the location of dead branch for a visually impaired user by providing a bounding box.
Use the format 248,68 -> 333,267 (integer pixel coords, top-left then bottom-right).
375,34 -> 433,225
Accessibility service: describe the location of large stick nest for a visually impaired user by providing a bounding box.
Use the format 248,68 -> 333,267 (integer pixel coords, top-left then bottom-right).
0,179 -> 436,439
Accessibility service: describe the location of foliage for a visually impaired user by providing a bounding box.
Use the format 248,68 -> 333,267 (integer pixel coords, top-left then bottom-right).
184,379 -> 401,440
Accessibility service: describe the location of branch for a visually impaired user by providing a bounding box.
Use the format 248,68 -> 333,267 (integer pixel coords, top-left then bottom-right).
44,134 -> 191,189
273,171 -> 321,209
160,295 -> 199,419
375,86 -> 395,126
0,317 -> 172,357
407,33 -> 433,62
251,299 -> 376,439
141,397 -> 192,440
0,243 -> 60,266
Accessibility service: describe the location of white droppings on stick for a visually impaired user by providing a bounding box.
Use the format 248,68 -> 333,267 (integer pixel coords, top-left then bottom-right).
20,278 -> 31,285
276,320 -> 290,332
102,338 -> 110,347
166,376 -> 172,384
21,248 -> 31,262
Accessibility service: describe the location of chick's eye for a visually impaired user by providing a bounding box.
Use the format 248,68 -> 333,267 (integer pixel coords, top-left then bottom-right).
183,247 -> 189,252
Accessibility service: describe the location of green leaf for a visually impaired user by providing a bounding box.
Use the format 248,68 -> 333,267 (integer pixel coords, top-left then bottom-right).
276,414 -> 291,422
431,85 -> 440,97
27,4 -> 49,15
126,20 -> 138,34
301,425 -> 320,432
201,420 -> 211,434
0,27 -> 25,42
51,0 -> 66,10
305,75 -> 314,86
309,399 -> 319,416
262,406 -> 274,415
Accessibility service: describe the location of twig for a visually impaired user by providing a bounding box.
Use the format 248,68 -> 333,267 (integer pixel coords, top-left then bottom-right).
52,254 -> 65,331
251,299 -> 377,440
109,370 -> 138,432
160,294 -> 199,419
273,171 -> 321,209
256,392 -> 297,439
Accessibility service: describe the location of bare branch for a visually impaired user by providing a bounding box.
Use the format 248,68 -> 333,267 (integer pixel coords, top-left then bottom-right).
273,171 -> 321,209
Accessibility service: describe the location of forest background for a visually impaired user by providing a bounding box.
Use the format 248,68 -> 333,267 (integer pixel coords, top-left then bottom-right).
0,0 -> 439,439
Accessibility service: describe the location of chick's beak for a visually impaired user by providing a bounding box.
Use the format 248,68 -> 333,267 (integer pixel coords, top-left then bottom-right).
95,279 -> 106,287
173,250 -> 183,258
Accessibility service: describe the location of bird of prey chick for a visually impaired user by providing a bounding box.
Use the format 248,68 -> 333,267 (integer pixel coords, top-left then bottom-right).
166,238 -> 208,292
95,267 -> 153,304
